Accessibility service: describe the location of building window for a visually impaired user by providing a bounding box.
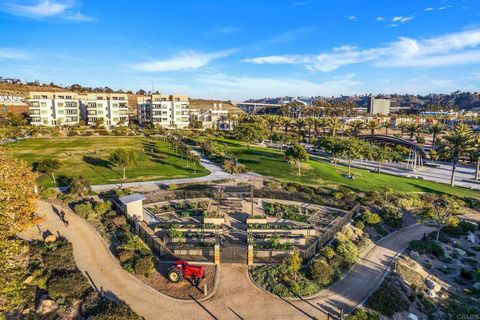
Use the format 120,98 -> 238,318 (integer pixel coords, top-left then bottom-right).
57,110 -> 64,115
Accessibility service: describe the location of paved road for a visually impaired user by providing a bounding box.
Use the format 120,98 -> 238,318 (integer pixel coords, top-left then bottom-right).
22,201 -> 434,320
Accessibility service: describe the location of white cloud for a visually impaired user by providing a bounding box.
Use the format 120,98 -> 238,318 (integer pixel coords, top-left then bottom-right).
390,16 -> 413,27
1,0 -> 92,21
424,7 -> 434,12
0,48 -> 32,60
346,16 -> 357,21
376,16 -> 385,21
438,6 -> 452,11
131,50 -> 235,72
244,28 -> 480,71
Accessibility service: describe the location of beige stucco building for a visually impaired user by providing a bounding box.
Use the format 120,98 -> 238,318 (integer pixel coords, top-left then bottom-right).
28,91 -> 80,126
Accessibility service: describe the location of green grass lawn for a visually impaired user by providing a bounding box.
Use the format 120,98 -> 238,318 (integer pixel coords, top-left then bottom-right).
7,136 -> 209,187
215,138 -> 480,198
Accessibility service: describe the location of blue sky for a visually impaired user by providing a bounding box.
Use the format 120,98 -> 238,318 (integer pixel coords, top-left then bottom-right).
1,0 -> 480,100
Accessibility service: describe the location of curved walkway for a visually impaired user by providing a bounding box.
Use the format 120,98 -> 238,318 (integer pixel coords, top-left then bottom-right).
24,201 -> 434,320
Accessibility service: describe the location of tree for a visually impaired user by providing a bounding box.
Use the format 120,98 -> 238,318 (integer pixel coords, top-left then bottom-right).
383,121 -> 392,135
348,120 -> 365,137
366,120 -> 380,136
420,195 -> 461,241
340,138 -> 366,177
406,123 -> 423,141
285,143 -> 309,175
316,136 -> 342,167
429,122 -> 445,147
367,144 -> 394,173
280,117 -> 292,133
397,122 -> 408,139
35,159 -> 61,184
336,239 -> 359,268
0,149 -> 39,311
265,115 -> 279,132
469,134 -> 480,181
108,149 -> 140,180
439,124 -> 475,186
326,117 -> 342,136
233,122 -> 266,148
293,118 -> 306,141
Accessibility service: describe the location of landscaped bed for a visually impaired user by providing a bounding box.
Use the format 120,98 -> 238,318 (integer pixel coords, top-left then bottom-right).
137,263 -> 216,300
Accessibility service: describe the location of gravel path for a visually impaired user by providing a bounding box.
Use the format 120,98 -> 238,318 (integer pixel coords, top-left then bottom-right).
24,201 -> 434,320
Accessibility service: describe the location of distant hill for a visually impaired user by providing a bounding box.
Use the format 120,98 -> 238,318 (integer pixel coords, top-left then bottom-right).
246,91 -> 480,111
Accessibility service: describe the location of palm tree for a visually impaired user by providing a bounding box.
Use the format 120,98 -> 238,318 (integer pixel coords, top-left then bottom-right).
280,117 -> 292,133
294,119 -> 306,141
470,134 -> 480,181
383,121 -> 392,135
406,123 -> 423,141
326,117 -> 342,137
348,120 -> 365,137
397,122 -> 408,139
265,115 -> 279,132
311,117 -> 322,141
366,120 -> 380,136
440,124 -> 475,186
429,122 -> 445,147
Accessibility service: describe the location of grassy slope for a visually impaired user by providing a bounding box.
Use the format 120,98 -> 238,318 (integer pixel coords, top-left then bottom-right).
7,136 -> 208,187
215,138 -> 480,198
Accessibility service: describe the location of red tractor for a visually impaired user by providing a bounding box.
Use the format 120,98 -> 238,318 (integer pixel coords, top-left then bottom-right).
167,260 -> 205,286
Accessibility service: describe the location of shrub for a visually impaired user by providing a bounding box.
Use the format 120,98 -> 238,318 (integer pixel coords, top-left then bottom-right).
345,309 -> 380,320
117,250 -> 134,263
67,130 -> 78,136
320,246 -> 336,261
39,188 -> 58,200
83,130 -> 94,136
74,202 -> 95,219
409,240 -> 444,257
336,239 -> 359,268
363,210 -> 381,225
381,206 -> 402,228
366,281 -> 409,317
134,256 -> 154,276
95,201 -> 112,216
42,242 -> 77,272
84,300 -> 141,320
355,220 -> 365,230
47,271 -> 91,301
167,184 -> 178,191
308,258 -> 334,286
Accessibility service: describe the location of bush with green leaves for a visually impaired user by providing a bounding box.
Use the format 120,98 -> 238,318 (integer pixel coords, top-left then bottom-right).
336,239 -> 359,268
409,240 -> 444,257
381,206 -> 403,228
42,241 -> 77,272
47,271 -> 91,301
84,300 -> 141,320
39,188 -> 59,200
345,309 -> 380,320
355,220 -> 365,230
134,256 -> 155,276
308,258 -> 334,286
366,280 -> 409,317
362,210 -> 381,225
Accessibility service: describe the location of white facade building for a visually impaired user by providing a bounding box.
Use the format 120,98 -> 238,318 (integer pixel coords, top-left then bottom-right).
81,93 -> 129,126
137,94 -> 189,128
28,92 -> 80,126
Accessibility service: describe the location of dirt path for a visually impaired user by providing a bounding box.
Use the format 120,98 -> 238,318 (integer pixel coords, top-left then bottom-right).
24,201 -> 434,320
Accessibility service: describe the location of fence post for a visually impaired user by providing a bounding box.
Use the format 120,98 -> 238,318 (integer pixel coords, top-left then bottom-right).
214,244 -> 220,266
247,244 -> 254,266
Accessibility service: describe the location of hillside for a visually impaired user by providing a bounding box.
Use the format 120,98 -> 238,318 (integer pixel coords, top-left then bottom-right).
247,91 -> 480,111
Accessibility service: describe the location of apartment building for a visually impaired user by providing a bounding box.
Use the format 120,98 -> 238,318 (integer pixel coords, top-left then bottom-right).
189,103 -> 231,129
137,94 -> 189,128
28,91 -> 80,126
81,93 -> 129,126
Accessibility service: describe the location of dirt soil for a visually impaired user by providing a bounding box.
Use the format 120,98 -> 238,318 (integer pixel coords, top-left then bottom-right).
138,263 -> 216,300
